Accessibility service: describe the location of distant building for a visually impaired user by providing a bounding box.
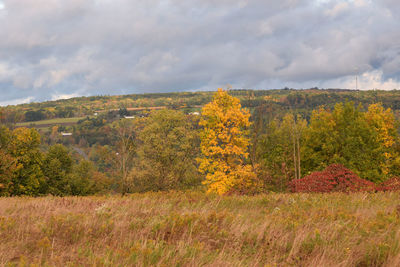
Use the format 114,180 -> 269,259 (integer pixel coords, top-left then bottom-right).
189,112 -> 200,116
61,132 -> 72,136
124,116 -> 135,119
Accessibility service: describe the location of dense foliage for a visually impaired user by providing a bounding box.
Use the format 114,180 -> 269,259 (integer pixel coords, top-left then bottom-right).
0,126 -> 110,196
289,164 -> 376,193
3,89 -> 400,195
198,89 -> 256,194
302,103 -> 400,182
129,110 -> 201,192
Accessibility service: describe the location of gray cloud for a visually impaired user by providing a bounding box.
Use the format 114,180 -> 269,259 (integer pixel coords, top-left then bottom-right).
0,0 -> 400,105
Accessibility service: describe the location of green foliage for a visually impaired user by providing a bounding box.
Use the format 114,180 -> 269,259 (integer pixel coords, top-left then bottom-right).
24,110 -> 46,122
257,114 -> 307,191
129,109 -> 201,192
7,128 -> 45,196
5,89 -> 400,195
302,102 -> 398,182
0,126 -> 109,196
69,160 -> 110,195
0,150 -> 17,196
111,119 -> 137,194
41,144 -> 73,196
0,126 -> 10,149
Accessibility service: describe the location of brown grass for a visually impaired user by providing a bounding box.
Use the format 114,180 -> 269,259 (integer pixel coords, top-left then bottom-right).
1,191 -> 400,266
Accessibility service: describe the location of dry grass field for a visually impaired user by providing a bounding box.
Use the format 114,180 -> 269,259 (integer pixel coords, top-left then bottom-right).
1,191 -> 400,266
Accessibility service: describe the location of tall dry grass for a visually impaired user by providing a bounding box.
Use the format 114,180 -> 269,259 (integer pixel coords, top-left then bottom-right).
1,191 -> 400,266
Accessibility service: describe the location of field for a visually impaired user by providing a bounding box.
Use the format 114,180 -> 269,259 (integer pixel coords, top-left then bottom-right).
1,192 -> 400,266
15,117 -> 85,129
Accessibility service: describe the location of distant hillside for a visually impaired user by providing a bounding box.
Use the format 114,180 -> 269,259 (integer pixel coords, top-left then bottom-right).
2,88 -> 400,124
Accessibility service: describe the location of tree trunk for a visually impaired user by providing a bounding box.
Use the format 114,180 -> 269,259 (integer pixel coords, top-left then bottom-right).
292,119 -> 298,180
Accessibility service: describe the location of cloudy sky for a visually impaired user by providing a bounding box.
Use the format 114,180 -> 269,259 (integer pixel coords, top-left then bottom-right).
0,0 -> 400,105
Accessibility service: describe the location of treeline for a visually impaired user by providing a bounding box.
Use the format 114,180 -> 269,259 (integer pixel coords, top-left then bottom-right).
4,88 -> 400,123
0,127 -> 110,196
2,89 -> 400,196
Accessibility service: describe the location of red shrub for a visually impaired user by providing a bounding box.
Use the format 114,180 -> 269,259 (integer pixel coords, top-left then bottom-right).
289,164 -> 375,193
376,177 -> 400,192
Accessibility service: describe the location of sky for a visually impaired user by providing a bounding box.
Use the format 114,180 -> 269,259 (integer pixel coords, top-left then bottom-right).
0,0 -> 400,106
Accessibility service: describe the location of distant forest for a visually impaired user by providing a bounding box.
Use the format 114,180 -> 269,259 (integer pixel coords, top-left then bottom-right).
2,88 -> 400,124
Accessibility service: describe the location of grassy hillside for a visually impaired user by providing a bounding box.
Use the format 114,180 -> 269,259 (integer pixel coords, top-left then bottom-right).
15,117 -> 86,129
1,192 -> 400,266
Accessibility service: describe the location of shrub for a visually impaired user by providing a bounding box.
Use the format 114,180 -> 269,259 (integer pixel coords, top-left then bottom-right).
376,177 -> 400,192
289,164 -> 375,193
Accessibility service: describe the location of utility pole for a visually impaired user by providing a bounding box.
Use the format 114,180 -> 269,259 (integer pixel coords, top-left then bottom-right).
354,67 -> 359,90
356,75 -> 358,90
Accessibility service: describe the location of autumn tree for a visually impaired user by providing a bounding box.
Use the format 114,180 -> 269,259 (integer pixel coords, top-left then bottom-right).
129,109 -> 201,192
365,103 -> 400,177
0,125 -> 10,150
7,128 -> 45,195
0,126 -> 17,195
198,89 -> 256,195
111,119 -> 137,194
302,102 -> 400,182
0,150 -> 17,196
257,113 -> 307,191
0,108 -> 4,123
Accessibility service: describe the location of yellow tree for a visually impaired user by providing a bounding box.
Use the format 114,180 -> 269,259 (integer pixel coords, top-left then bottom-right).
198,88 -> 256,195
365,103 -> 399,176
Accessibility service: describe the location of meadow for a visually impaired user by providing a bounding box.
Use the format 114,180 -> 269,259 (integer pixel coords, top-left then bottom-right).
15,117 -> 85,129
1,191 -> 400,266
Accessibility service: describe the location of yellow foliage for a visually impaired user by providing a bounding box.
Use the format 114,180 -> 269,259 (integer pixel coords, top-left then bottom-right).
198,89 -> 256,195
365,103 -> 396,149
365,103 -> 397,175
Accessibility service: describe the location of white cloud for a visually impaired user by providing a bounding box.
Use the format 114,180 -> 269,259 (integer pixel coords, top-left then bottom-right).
51,92 -> 81,101
0,96 -> 34,106
325,2 -> 350,17
341,70 -> 400,90
0,0 -> 400,103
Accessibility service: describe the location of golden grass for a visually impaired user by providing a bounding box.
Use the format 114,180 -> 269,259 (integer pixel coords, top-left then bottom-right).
1,191 -> 400,266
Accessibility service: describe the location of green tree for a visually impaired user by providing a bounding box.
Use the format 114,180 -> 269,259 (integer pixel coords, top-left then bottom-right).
0,150 -> 17,196
111,119 -> 137,194
129,109 -> 201,192
0,125 -> 10,149
7,128 -> 45,195
69,160 -> 110,195
41,144 -> 73,195
198,89 -> 256,195
302,102 -> 397,182
257,113 -> 307,191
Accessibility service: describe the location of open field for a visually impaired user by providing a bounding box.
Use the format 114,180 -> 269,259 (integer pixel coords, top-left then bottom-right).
1,192 -> 400,266
15,117 -> 86,129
